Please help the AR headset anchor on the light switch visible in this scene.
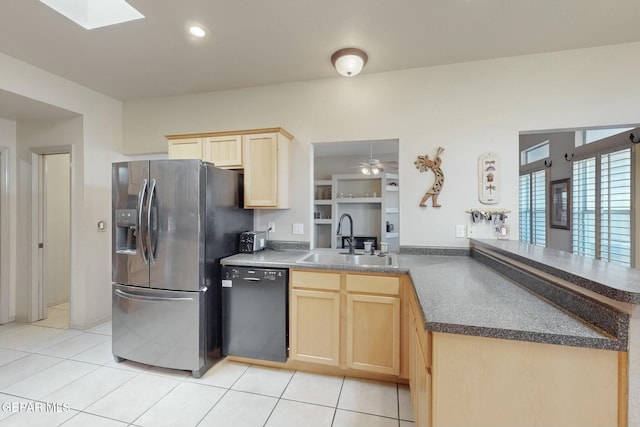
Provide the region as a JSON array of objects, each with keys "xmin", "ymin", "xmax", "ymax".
[
  {"xmin": 292, "ymin": 223, "xmax": 304, "ymax": 235},
  {"xmin": 455, "ymin": 225, "xmax": 466, "ymax": 238}
]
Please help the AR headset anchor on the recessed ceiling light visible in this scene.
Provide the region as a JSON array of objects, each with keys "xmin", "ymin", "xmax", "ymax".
[
  {"xmin": 39, "ymin": 0, "xmax": 144, "ymax": 30},
  {"xmin": 189, "ymin": 25, "xmax": 206, "ymax": 38}
]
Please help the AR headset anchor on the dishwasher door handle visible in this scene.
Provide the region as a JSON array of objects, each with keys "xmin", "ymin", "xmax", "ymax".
[{"xmin": 242, "ymin": 277, "xmax": 261, "ymax": 282}]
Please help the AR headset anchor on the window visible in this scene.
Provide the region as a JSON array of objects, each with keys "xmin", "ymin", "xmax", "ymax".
[
  {"xmin": 580, "ymin": 127, "xmax": 634, "ymax": 146},
  {"xmin": 519, "ymin": 170, "xmax": 546, "ymax": 246},
  {"xmin": 572, "ymin": 148, "xmax": 632, "ymax": 266},
  {"xmin": 521, "ymin": 140, "xmax": 549, "ymax": 165}
]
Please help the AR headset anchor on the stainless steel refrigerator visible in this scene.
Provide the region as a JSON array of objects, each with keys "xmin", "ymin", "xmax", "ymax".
[{"xmin": 111, "ymin": 159, "xmax": 253, "ymax": 377}]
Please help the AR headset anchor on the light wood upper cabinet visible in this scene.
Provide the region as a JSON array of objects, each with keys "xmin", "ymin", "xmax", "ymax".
[
  {"xmin": 243, "ymin": 131, "xmax": 291, "ymax": 208},
  {"xmin": 167, "ymin": 137, "xmax": 202, "ymax": 159},
  {"xmin": 166, "ymin": 128, "xmax": 292, "ymax": 208},
  {"xmin": 202, "ymin": 135, "xmax": 243, "ymax": 168}
]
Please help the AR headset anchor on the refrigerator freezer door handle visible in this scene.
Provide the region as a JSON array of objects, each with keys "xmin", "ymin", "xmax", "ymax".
[
  {"xmin": 138, "ymin": 179, "xmax": 149, "ymax": 264},
  {"xmin": 147, "ymin": 178, "xmax": 158, "ymax": 264},
  {"xmin": 114, "ymin": 288, "xmax": 194, "ymax": 302}
]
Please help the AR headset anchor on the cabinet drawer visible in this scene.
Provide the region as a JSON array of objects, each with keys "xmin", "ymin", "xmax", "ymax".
[
  {"xmin": 346, "ymin": 274, "xmax": 399, "ymax": 295},
  {"xmin": 291, "ymin": 270, "xmax": 340, "ymax": 291}
]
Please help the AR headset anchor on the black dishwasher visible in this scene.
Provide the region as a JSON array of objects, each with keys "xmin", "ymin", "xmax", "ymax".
[{"xmin": 221, "ymin": 266, "xmax": 288, "ymax": 362}]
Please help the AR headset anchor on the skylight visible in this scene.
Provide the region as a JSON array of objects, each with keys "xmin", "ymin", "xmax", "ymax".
[{"xmin": 39, "ymin": 0, "xmax": 144, "ymax": 30}]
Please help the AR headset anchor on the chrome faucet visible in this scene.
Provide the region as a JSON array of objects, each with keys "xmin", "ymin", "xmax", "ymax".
[{"xmin": 337, "ymin": 213, "xmax": 355, "ymax": 255}]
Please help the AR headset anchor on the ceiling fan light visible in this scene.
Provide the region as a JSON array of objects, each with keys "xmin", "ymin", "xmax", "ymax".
[
  {"xmin": 361, "ymin": 166, "xmax": 371, "ymax": 175},
  {"xmin": 331, "ymin": 48, "xmax": 368, "ymax": 77},
  {"xmin": 371, "ymin": 167, "xmax": 380, "ymax": 175}
]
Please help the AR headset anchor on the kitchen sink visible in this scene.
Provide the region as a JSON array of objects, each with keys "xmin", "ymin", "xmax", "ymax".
[{"xmin": 296, "ymin": 252, "xmax": 398, "ymax": 268}]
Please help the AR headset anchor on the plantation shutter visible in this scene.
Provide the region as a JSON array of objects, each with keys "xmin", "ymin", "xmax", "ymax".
[
  {"xmin": 600, "ymin": 148, "xmax": 632, "ymax": 266},
  {"xmin": 519, "ymin": 170, "xmax": 546, "ymax": 246},
  {"xmin": 572, "ymin": 148, "xmax": 632, "ymax": 266}
]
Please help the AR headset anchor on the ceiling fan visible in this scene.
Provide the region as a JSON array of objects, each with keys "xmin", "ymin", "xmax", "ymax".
[{"xmin": 358, "ymin": 144, "xmax": 397, "ymax": 175}]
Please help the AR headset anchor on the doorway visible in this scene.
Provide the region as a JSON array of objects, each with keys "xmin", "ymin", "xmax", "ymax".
[
  {"xmin": 32, "ymin": 151, "xmax": 71, "ymax": 328},
  {"xmin": 0, "ymin": 147, "xmax": 8, "ymax": 324}
]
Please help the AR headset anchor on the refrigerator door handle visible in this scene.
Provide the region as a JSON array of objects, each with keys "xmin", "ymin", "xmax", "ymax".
[
  {"xmin": 138, "ymin": 178, "xmax": 149, "ymax": 264},
  {"xmin": 147, "ymin": 178, "xmax": 158, "ymax": 264},
  {"xmin": 114, "ymin": 288, "xmax": 194, "ymax": 302}
]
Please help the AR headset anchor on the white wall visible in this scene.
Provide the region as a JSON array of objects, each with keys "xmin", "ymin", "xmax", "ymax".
[
  {"xmin": 123, "ymin": 42, "xmax": 640, "ymax": 248},
  {"xmin": 0, "ymin": 52, "xmax": 122, "ymax": 329}
]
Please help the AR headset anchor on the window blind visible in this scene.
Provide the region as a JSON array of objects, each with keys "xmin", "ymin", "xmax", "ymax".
[
  {"xmin": 600, "ymin": 148, "xmax": 631, "ymax": 266},
  {"xmin": 572, "ymin": 148, "xmax": 632, "ymax": 266},
  {"xmin": 572, "ymin": 157, "xmax": 596, "ymax": 258}
]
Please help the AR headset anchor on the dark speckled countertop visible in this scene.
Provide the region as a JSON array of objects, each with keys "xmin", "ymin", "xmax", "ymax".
[
  {"xmin": 221, "ymin": 248, "xmax": 625, "ymax": 351},
  {"xmin": 472, "ymin": 239, "xmax": 640, "ymax": 304}
]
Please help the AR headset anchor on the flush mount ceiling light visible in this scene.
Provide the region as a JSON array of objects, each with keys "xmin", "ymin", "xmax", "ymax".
[
  {"xmin": 189, "ymin": 25, "xmax": 206, "ymax": 38},
  {"xmin": 331, "ymin": 48, "xmax": 368, "ymax": 77},
  {"xmin": 39, "ymin": 0, "xmax": 144, "ymax": 30}
]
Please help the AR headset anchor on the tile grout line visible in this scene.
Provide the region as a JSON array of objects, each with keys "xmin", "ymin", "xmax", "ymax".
[
  {"xmin": 129, "ymin": 374, "xmax": 183, "ymax": 426},
  {"xmin": 261, "ymin": 367, "xmax": 297, "ymax": 427},
  {"xmin": 330, "ymin": 376, "xmax": 346, "ymax": 427},
  {"xmin": 194, "ymin": 361, "xmax": 252, "ymax": 426},
  {"xmin": 397, "ymin": 383, "xmax": 401, "ymax": 427}
]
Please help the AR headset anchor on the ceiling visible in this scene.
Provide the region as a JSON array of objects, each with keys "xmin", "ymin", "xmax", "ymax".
[{"xmin": 2, "ymin": 0, "xmax": 640, "ymax": 103}]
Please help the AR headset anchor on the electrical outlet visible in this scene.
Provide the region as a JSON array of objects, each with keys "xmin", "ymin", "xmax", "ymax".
[
  {"xmin": 466, "ymin": 225, "xmax": 477, "ymax": 238},
  {"xmin": 267, "ymin": 222, "xmax": 275, "ymax": 233},
  {"xmin": 455, "ymin": 225, "xmax": 466, "ymax": 238},
  {"xmin": 292, "ymin": 223, "xmax": 304, "ymax": 235}
]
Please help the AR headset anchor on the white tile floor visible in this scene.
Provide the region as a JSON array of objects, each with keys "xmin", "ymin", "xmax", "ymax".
[
  {"xmin": 34, "ymin": 303, "xmax": 70, "ymax": 330},
  {"xmin": 0, "ymin": 321, "xmax": 415, "ymax": 426}
]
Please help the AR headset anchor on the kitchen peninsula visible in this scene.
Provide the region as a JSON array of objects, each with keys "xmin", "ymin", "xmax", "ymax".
[{"xmin": 222, "ymin": 239, "xmax": 640, "ymax": 426}]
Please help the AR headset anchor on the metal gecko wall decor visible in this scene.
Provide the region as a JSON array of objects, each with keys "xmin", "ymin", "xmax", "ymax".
[{"xmin": 415, "ymin": 147, "xmax": 445, "ymax": 207}]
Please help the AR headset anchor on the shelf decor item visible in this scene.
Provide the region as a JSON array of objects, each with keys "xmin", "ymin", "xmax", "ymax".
[
  {"xmin": 478, "ymin": 152, "xmax": 500, "ymax": 205},
  {"xmin": 415, "ymin": 147, "xmax": 445, "ymax": 207},
  {"xmin": 550, "ymin": 178, "xmax": 570, "ymax": 230}
]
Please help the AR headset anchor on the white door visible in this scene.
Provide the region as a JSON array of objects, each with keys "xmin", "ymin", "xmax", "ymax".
[{"xmin": 40, "ymin": 153, "xmax": 71, "ymax": 323}]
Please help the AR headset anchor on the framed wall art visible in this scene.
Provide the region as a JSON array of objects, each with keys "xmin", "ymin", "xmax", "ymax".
[{"xmin": 550, "ymin": 178, "xmax": 570, "ymax": 230}]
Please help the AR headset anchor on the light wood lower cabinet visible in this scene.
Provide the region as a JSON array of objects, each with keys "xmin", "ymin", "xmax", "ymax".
[
  {"xmin": 346, "ymin": 293, "xmax": 400, "ymax": 375},
  {"xmin": 407, "ymin": 288, "xmax": 626, "ymax": 427},
  {"xmin": 290, "ymin": 269, "xmax": 402, "ymax": 376},
  {"xmin": 289, "ymin": 288, "xmax": 340, "ymax": 366}
]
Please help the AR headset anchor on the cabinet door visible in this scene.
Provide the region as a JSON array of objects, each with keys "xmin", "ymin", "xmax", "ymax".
[
  {"xmin": 243, "ymin": 132, "xmax": 290, "ymax": 208},
  {"xmin": 167, "ymin": 138, "xmax": 203, "ymax": 159},
  {"xmin": 409, "ymin": 301, "xmax": 431, "ymax": 427},
  {"xmin": 202, "ymin": 135, "xmax": 243, "ymax": 168},
  {"xmin": 346, "ymin": 293, "xmax": 400, "ymax": 375},
  {"xmin": 243, "ymin": 133, "xmax": 279, "ymax": 207},
  {"xmin": 289, "ymin": 289, "xmax": 340, "ymax": 366},
  {"xmin": 415, "ymin": 331, "xmax": 431, "ymax": 427}
]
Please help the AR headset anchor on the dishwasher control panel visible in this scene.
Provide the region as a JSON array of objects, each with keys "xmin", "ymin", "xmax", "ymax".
[{"xmin": 221, "ymin": 266, "xmax": 287, "ymax": 285}]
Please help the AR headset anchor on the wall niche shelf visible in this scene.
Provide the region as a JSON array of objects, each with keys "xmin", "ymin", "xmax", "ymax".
[{"xmin": 313, "ymin": 173, "xmax": 399, "ymax": 251}]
